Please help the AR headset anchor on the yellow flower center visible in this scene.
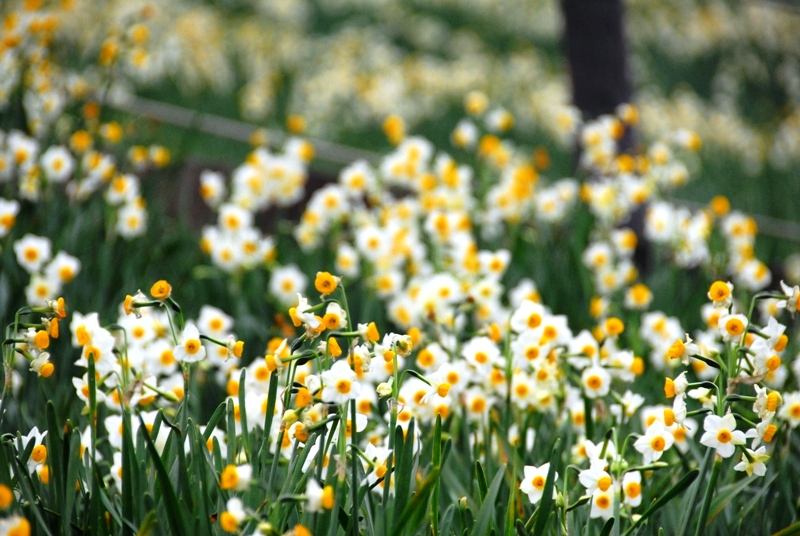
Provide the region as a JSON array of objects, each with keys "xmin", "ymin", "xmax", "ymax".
[
  {"xmin": 716, "ymin": 429, "xmax": 732, "ymax": 444},
  {"xmin": 31, "ymin": 445, "xmax": 47, "ymax": 464},
  {"xmin": 586, "ymin": 374, "xmax": 603, "ymax": 390},
  {"xmin": 595, "ymin": 494, "xmax": 611, "ymax": 510},
  {"xmin": 336, "ymin": 379, "xmax": 352, "ymax": 395},
  {"xmin": 725, "ymin": 318, "xmax": 745, "ymax": 336},
  {"xmin": 650, "ymin": 436, "xmax": 666, "ymax": 452},
  {"xmin": 625, "ymin": 482, "xmax": 641, "ymax": 499},
  {"xmin": 185, "ymin": 339, "xmax": 201, "ymax": 355}
]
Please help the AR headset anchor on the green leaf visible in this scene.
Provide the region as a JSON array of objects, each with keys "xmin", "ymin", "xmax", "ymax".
[
  {"xmin": 599, "ymin": 517, "xmax": 615, "ymax": 536},
  {"xmin": 45, "ymin": 402, "xmax": 64, "ymax": 514},
  {"xmin": 121, "ymin": 410, "xmax": 137, "ymax": 536},
  {"xmin": 471, "ymin": 464, "xmax": 506, "ymax": 536},
  {"xmin": 237, "ymin": 368, "xmax": 250, "ymax": 462},
  {"xmin": 225, "ymin": 397, "xmax": 236, "ymax": 467},
  {"xmin": 532, "ymin": 439, "xmax": 561, "ymax": 536},
  {"xmin": 390, "ymin": 467, "xmax": 441, "ymax": 536},
  {"xmin": 708, "ymin": 474, "xmax": 759, "ymax": 523},
  {"xmin": 188, "ymin": 422, "xmax": 213, "ymax": 536},
  {"xmin": 64, "ymin": 431, "xmax": 82, "ymax": 536},
  {"xmin": 136, "ymin": 511, "xmax": 158, "ymax": 536},
  {"xmin": 566, "ymin": 495, "xmax": 591, "ymax": 512},
  {"xmin": 393, "ymin": 418, "xmax": 417, "ymax": 526},
  {"xmin": 773, "ymin": 520, "xmax": 800, "ymax": 536},
  {"xmin": 729, "ymin": 472, "xmax": 778, "ymax": 529},
  {"xmin": 138, "ymin": 414, "xmax": 189, "ymax": 535},
  {"xmin": 475, "ymin": 460, "xmax": 489, "ymax": 502},
  {"xmin": 9, "ymin": 446, "xmax": 54, "ymax": 536},
  {"xmin": 624, "ymin": 469, "xmax": 699, "ymax": 536},
  {"xmin": 202, "ymin": 402, "xmax": 227, "ymax": 442},
  {"xmin": 677, "ymin": 448, "xmax": 712, "ymax": 536},
  {"xmin": 432, "ymin": 414, "xmax": 443, "ymax": 536}
]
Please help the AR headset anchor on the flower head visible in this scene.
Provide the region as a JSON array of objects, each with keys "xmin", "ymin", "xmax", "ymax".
[
  {"xmin": 520, "ymin": 463, "xmax": 557, "ymax": 504},
  {"xmin": 321, "ymin": 360, "xmax": 361, "ymax": 405},
  {"xmin": 174, "ymin": 324, "xmax": 206, "ymax": 363},
  {"xmin": 150, "ymin": 280, "xmax": 172, "ymax": 301},
  {"xmin": 734, "ymin": 446, "xmax": 769, "ymax": 477},
  {"xmin": 699, "ymin": 413, "xmax": 746, "ymax": 458}
]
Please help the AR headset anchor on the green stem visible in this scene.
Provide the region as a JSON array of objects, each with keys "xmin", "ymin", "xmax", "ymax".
[{"xmin": 694, "ymin": 457, "xmax": 722, "ymax": 536}]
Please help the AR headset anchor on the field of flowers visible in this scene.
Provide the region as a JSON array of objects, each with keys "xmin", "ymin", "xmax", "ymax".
[{"xmin": 2, "ymin": 1, "xmax": 800, "ymax": 535}]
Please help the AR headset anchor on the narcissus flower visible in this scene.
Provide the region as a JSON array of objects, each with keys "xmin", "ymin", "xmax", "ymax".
[
  {"xmin": 150, "ymin": 280, "xmax": 172, "ymax": 300},
  {"xmin": 734, "ymin": 446, "xmax": 769, "ymax": 477},
  {"xmin": 700, "ymin": 413, "xmax": 746, "ymax": 458},
  {"xmin": 520, "ymin": 463, "xmax": 557, "ymax": 504},
  {"xmin": 718, "ymin": 314, "xmax": 747, "ymax": 342},
  {"xmin": 315, "ymin": 271, "xmax": 340, "ymax": 295},
  {"xmin": 666, "ymin": 335, "xmax": 700, "ymax": 365},
  {"xmin": 0, "ymin": 516, "xmax": 31, "ymax": 536},
  {"xmin": 320, "ymin": 360, "xmax": 361, "ymax": 404},
  {"xmin": 305, "ymin": 478, "xmax": 335, "ymax": 512},
  {"xmin": 707, "ymin": 281, "xmax": 733, "ymax": 308},
  {"xmin": 590, "ymin": 487, "xmax": 614, "ymax": 520},
  {"xmin": 174, "ymin": 324, "xmax": 206, "ymax": 363},
  {"xmin": 219, "ymin": 464, "xmax": 252, "ymax": 491},
  {"xmin": 30, "ymin": 352, "xmax": 54, "ymax": 378},
  {"xmin": 634, "ymin": 419, "xmax": 674, "ymax": 464},
  {"xmin": 14, "ymin": 234, "xmax": 52, "ymax": 273},
  {"xmin": 622, "ymin": 471, "xmax": 642, "ymax": 507},
  {"xmin": 219, "ymin": 497, "xmax": 246, "ymax": 532},
  {"xmin": 582, "ymin": 365, "xmax": 611, "ymax": 399},
  {"xmin": 777, "ymin": 281, "xmax": 800, "ymax": 316}
]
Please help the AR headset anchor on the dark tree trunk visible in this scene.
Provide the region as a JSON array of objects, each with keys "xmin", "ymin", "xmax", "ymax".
[{"xmin": 561, "ymin": 0, "xmax": 633, "ymax": 120}]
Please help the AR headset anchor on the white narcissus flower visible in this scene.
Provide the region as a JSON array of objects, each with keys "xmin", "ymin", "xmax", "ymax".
[
  {"xmin": 718, "ymin": 314, "xmax": 748, "ymax": 342},
  {"xmin": 174, "ymin": 323, "xmax": 206, "ymax": 363},
  {"xmin": 510, "ymin": 300, "xmax": 548, "ymax": 333},
  {"xmin": 666, "ymin": 335, "xmax": 700, "ymax": 365},
  {"xmin": 21, "ymin": 426, "xmax": 48, "ymax": 474},
  {"xmin": 734, "ymin": 446, "xmax": 769, "ymax": 477},
  {"xmin": 520, "ymin": 463, "xmax": 557, "ymax": 505},
  {"xmin": 305, "ymin": 477, "xmax": 334, "ymax": 512},
  {"xmin": 778, "ymin": 391, "xmax": 800, "ymax": 428},
  {"xmin": 220, "ymin": 497, "xmax": 247, "ymax": 532},
  {"xmin": 219, "ymin": 464, "xmax": 252, "ymax": 491},
  {"xmin": 582, "ymin": 365, "xmax": 611, "ymax": 399},
  {"xmin": 578, "ymin": 459, "xmax": 612, "ymax": 495},
  {"xmin": 14, "ymin": 234, "xmax": 52, "ymax": 273},
  {"xmin": 590, "ymin": 487, "xmax": 614, "ymax": 520},
  {"xmin": 699, "ymin": 413, "xmax": 746, "ymax": 458},
  {"xmin": 622, "ymin": 471, "xmax": 642, "ymax": 507},
  {"xmin": 320, "ymin": 360, "xmax": 361, "ymax": 405},
  {"xmin": 634, "ymin": 419, "xmax": 674, "ymax": 464},
  {"xmin": 777, "ymin": 280, "xmax": 800, "ymax": 316}
]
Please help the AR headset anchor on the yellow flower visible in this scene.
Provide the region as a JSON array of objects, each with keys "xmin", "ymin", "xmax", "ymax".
[
  {"xmin": 0, "ymin": 483, "xmax": 13, "ymax": 509},
  {"xmin": 314, "ymin": 271, "xmax": 340, "ymax": 295},
  {"xmin": 150, "ymin": 280, "xmax": 172, "ymax": 300}
]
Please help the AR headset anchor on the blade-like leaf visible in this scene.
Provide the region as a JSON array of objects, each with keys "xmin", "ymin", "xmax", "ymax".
[
  {"xmin": 390, "ymin": 467, "xmax": 441, "ymax": 536},
  {"xmin": 471, "ymin": 464, "xmax": 506, "ymax": 536},
  {"xmin": 625, "ymin": 469, "xmax": 699, "ymax": 536},
  {"xmin": 599, "ymin": 517, "xmax": 615, "ymax": 536},
  {"xmin": 138, "ymin": 415, "xmax": 188, "ymax": 535}
]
